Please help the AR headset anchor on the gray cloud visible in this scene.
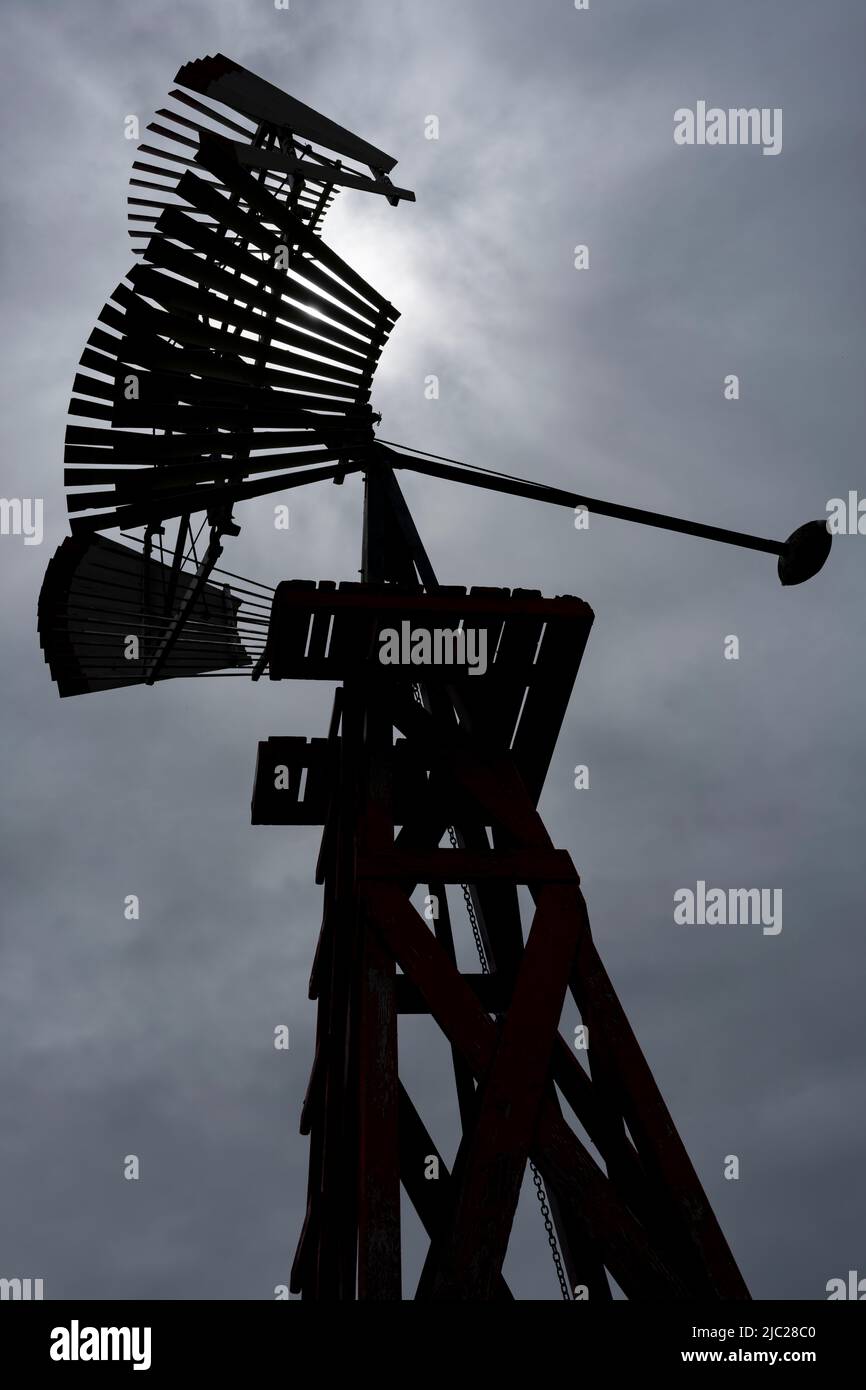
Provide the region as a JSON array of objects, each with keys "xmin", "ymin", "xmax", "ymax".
[{"xmin": 1, "ymin": 0, "xmax": 864, "ymax": 1300}]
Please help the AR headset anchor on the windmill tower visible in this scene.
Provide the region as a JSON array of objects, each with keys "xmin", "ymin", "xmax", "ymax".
[{"xmin": 39, "ymin": 54, "xmax": 832, "ymax": 1300}]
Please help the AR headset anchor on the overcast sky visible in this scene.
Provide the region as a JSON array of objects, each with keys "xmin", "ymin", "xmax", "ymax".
[{"xmin": 1, "ymin": 0, "xmax": 864, "ymax": 1301}]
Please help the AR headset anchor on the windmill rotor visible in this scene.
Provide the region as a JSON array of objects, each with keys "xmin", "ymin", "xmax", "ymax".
[{"xmin": 48, "ymin": 55, "xmax": 410, "ymax": 697}]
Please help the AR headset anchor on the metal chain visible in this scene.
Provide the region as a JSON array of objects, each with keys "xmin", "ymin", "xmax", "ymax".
[
  {"xmin": 530, "ymin": 1164, "xmax": 572, "ymax": 1300},
  {"xmin": 446, "ymin": 825, "xmax": 489, "ymax": 975},
  {"xmin": 414, "ymin": 685, "xmax": 571, "ymax": 1299},
  {"xmin": 413, "ymin": 684, "xmax": 491, "ymax": 974}
]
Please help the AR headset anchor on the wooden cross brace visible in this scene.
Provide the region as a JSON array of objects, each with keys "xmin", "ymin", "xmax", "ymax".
[{"xmin": 339, "ymin": 684, "xmax": 751, "ymax": 1301}]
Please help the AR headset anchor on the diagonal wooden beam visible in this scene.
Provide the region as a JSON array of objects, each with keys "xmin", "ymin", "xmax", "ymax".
[
  {"xmin": 385, "ymin": 688, "xmax": 553, "ymax": 847},
  {"xmin": 378, "ymin": 684, "xmax": 749, "ymax": 1297},
  {"xmin": 362, "ymin": 881, "xmax": 693, "ymax": 1298},
  {"xmin": 426, "ymin": 882, "xmax": 478, "ymax": 1130},
  {"xmin": 565, "ymin": 897, "xmax": 749, "ymax": 1297},
  {"xmin": 397, "ymin": 1084, "xmax": 513, "ymax": 1300},
  {"xmin": 415, "ymin": 883, "xmax": 581, "ymax": 1299}
]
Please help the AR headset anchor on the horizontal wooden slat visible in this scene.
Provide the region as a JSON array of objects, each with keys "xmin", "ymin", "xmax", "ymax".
[{"xmin": 358, "ymin": 849, "xmax": 579, "ymax": 884}]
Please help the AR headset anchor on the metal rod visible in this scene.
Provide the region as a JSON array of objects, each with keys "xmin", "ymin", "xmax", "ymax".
[
  {"xmin": 143, "ymin": 527, "xmax": 224, "ymax": 684},
  {"xmin": 379, "ymin": 445, "xmax": 784, "ymax": 558}
]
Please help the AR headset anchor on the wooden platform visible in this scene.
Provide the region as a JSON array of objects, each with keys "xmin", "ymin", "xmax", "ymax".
[{"xmin": 262, "ymin": 581, "xmax": 594, "ymax": 804}]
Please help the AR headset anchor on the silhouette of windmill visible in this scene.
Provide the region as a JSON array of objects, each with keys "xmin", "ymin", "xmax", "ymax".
[{"xmin": 38, "ymin": 55, "xmax": 831, "ymax": 1300}]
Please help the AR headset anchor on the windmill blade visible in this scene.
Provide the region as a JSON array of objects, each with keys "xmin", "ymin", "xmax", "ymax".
[
  {"xmin": 37, "ymin": 534, "xmax": 267, "ymax": 697},
  {"xmin": 127, "ymin": 53, "xmax": 413, "ymax": 256},
  {"xmin": 129, "ymin": 106, "xmax": 342, "ymax": 251},
  {"xmin": 175, "ymin": 52, "xmax": 400, "ymax": 174},
  {"xmin": 379, "ymin": 443, "xmax": 833, "ymax": 587},
  {"xmin": 66, "ymin": 120, "xmax": 400, "ymax": 534}
]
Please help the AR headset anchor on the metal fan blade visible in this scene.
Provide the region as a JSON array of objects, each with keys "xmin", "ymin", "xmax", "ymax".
[
  {"xmin": 174, "ymin": 53, "xmax": 399, "ymax": 173},
  {"xmin": 66, "ymin": 146, "xmax": 397, "ymax": 531},
  {"xmin": 37, "ymin": 535, "xmax": 256, "ymax": 696}
]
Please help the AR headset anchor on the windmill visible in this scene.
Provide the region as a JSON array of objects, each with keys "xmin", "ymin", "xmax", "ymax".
[{"xmin": 38, "ymin": 54, "xmax": 832, "ymax": 1300}]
